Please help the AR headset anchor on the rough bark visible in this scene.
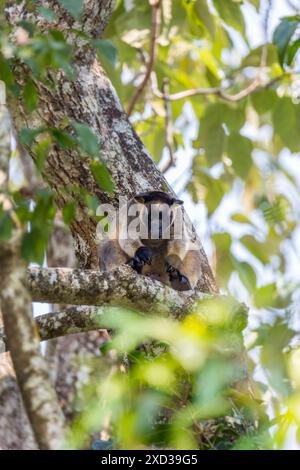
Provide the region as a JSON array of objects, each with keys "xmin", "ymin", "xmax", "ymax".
[
  {"xmin": 0, "ymin": 95, "xmax": 65, "ymax": 450},
  {"xmin": 0, "ymin": 317, "xmax": 37, "ymax": 450},
  {"xmin": 46, "ymin": 220, "xmax": 108, "ymax": 421},
  {"xmin": 1, "ymin": 307, "xmax": 114, "ymax": 351},
  {"xmin": 0, "ymin": 91, "xmax": 37, "ymax": 450},
  {"xmin": 27, "ymin": 265, "xmax": 202, "ymax": 316},
  {"xmin": 4, "ymin": 0, "xmax": 217, "ymax": 295},
  {"xmin": 0, "ymin": 240, "xmax": 66, "ymax": 449}
]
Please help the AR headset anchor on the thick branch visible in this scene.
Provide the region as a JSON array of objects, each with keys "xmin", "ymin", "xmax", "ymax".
[
  {"xmin": 1, "ymin": 278, "xmax": 247, "ymax": 353},
  {"xmin": 0, "ymin": 306, "xmax": 107, "ymax": 352},
  {"xmin": 27, "ymin": 265, "xmax": 200, "ymax": 317}
]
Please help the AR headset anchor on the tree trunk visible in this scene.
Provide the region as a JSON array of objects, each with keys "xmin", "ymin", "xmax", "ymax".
[
  {"xmin": 5, "ymin": 0, "xmax": 216, "ymax": 294},
  {"xmin": 0, "ymin": 314, "xmax": 37, "ymax": 449},
  {"xmin": 0, "ymin": 83, "xmax": 65, "ymax": 450},
  {"xmin": 46, "ymin": 220, "xmax": 108, "ymax": 422}
]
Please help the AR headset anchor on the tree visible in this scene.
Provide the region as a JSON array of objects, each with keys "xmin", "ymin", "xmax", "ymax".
[{"xmin": 0, "ymin": 0, "xmax": 300, "ymax": 450}]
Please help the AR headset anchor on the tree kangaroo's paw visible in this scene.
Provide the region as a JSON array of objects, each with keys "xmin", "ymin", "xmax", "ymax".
[
  {"xmin": 127, "ymin": 246, "xmax": 152, "ymax": 272},
  {"xmin": 165, "ymin": 261, "xmax": 192, "ymax": 290}
]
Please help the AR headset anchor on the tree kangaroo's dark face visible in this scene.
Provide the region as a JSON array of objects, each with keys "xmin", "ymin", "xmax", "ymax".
[{"xmin": 133, "ymin": 191, "xmax": 184, "ymax": 243}]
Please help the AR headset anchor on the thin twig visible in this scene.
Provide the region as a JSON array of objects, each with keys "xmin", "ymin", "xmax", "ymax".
[
  {"xmin": 161, "ymin": 78, "xmax": 176, "ymax": 173},
  {"xmin": 263, "ymin": 0, "xmax": 272, "ymax": 44},
  {"xmin": 286, "ymin": 0, "xmax": 300, "ymax": 13},
  {"xmin": 127, "ymin": 0, "xmax": 161, "ymax": 116},
  {"xmin": 151, "ymin": 73, "xmax": 292, "ymax": 102}
]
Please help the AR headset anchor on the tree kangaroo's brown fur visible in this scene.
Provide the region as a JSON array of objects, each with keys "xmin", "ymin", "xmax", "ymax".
[{"xmin": 98, "ymin": 191, "xmax": 202, "ymax": 291}]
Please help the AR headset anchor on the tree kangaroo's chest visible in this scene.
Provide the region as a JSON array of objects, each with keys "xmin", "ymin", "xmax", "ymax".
[{"xmin": 140, "ymin": 241, "xmax": 170, "ymax": 284}]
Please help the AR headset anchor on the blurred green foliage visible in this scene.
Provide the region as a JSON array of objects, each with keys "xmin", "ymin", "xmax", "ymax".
[
  {"xmin": 1, "ymin": 0, "xmax": 300, "ymax": 449},
  {"xmin": 67, "ymin": 298, "xmax": 270, "ymax": 450}
]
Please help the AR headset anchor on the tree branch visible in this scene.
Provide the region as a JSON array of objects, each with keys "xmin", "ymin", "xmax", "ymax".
[
  {"xmin": 27, "ymin": 265, "xmax": 200, "ymax": 317},
  {"xmin": 286, "ymin": 0, "xmax": 300, "ymax": 13},
  {"xmin": 151, "ymin": 73, "xmax": 291, "ymax": 103},
  {"xmin": 0, "ymin": 269, "xmax": 248, "ymax": 352},
  {"xmin": 0, "ymin": 306, "xmax": 108, "ymax": 353},
  {"xmin": 127, "ymin": 0, "xmax": 161, "ymax": 116},
  {"xmin": 160, "ymin": 78, "xmax": 176, "ymax": 174}
]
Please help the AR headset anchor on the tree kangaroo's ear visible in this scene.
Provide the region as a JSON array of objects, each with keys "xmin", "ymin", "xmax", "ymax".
[
  {"xmin": 172, "ymin": 198, "xmax": 184, "ymax": 206},
  {"xmin": 133, "ymin": 194, "xmax": 146, "ymax": 204}
]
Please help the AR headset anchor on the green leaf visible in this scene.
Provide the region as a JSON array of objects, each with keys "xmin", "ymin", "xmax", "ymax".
[
  {"xmin": 84, "ymin": 193, "xmax": 101, "ymax": 214},
  {"xmin": 37, "ymin": 6, "xmax": 57, "ymax": 21},
  {"xmin": 12, "ymin": 193, "xmax": 31, "ymax": 224},
  {"xmin": 23, "ymin": 79, "xmax": 38, "ymax": 113},
  {"xmin": 212, "ymin": 234, "xmax": 234, "ymax": 285},
  {"xmin": 212, "ymin": 232, "xmax": 232, "ymax": 250},
  {"xmin": 189, "ymin": 162, "xmax": 226, "ymax": 214},
  {"xmin": 20, "ymin": 191, "xmax": 55, "ymax": 263},
  {"xmin": 260, "ymin": 196, "xmax": 289, "ymax": 226},
  {"xmin": 255, "ymin": 319, "xmax": 295, "ymax": 396},
  {"xmin": 18, "ymin": 21, "xmax": 36, "ymax": 37},
  {"xmin": 194, "ymin": 0, "xmax": 215, "ymax": 38},
  {"xmin": 94, "ymin": 39, "xmax": 118, "ymax": 68},
  {"xmin": 73, "ymin": 122, "xmax": 100, "ymax": 157},
  {"xmin": 232, "ymin": 257, "xmax": 257, "ymax": 292},
  {"xmin": 286, "ymin": 37, "xmax": 300, "ymax": 66},
  {"xmin": 199, "ymin": 106, "xmax": 226, "ymax": 165},
  {"xmin": 254, "ymin": 283, "xmax": 277, "ymax": 308},
  {"xmin": 219, "ymin": 104, "xmax": 245, "ymax": 131},
  {"xmin": 31, "ymin": 190, "xmax": 55, "ymax": 227},
  {"xmin": 0, "ymin": 55, "xmax": 15, "ymax": 88},
  {"xmin": 22, "ymin": 193, "xmax": 54, "ymax": 262},
  {"xmin": 240, "ymin": 235, "xmax": 270, "ymax": 264},
  {"xmin": 34, "ymin": 138, "xmax": 51, "ymax": 171},
  {"xmin": 21, "ymin": 228, "xmax": 46, "ymax": 264},
  {"xmin": 62, "ymin": 202, "xmax": 76, "ymax": 225},
  {"xmin": 251, "ymin": 89, "xmax": 278, "ymax": 115},
  {"xmin": 231, "ymin": 213, "xmax": 252, "ymax": 224},
  {"xmin": 198, "ymin": 104, "xmax": 245, "ymax": 166},
  {"xmin": 19, "ymin": 127, "xmax": 45, "ymax": 146},
  {"xmin": 227, "ymin": 132, "xmax": 253, "ymax": 179},
  {"xmin": 247, "ymin": 0, "xmax": 260, "ymax": 11},
  {"xmin": 136, "ymin": 118, "xmax": 166, "ymax": 163},
  {"xmin": 212, "ymin": 0, "xmax": 245, "ymax": 34},
  {"xmin": 273, "ymin": 17, "xmax": 299, "ymax": 66},
  {"xmin": 90, "ymin": 161, "xmax": 115, "ymax": 193},
  {"xmin": 51, "ymin": 129, "xmax": 76, "ymax": 149},
  {"xmin": 0, "ymin": 210, "xmax": 13, "ymax": 241},
  {"xmin": 273, "ymin": 97, "xmax": 300, "ymax": 152},
  {"xmin": 242, "ymin": 44, "xmax": 278, "ymax": 68},
  {"xmin": 57, "ymin": 0, "xmax": 84, "ymax": 19}
]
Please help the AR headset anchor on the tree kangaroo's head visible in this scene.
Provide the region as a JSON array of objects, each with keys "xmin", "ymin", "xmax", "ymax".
[{"xmin": 132, "ymin": 191, "xmax": 184, "ymax": 243}]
